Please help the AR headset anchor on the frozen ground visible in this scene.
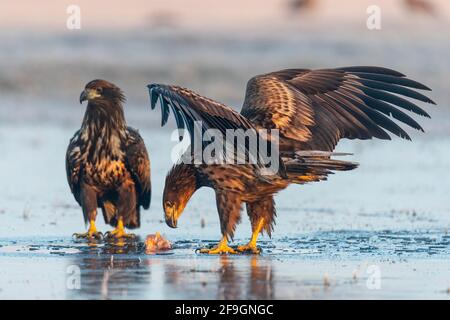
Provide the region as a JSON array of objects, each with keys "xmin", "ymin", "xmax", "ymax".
[{"xmin": 0, "ymin": 125, "xmax": 449, "ymax": 299}]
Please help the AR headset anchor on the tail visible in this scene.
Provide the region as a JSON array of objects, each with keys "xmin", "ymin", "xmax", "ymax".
[
  {"xmin": 101, "ymin": 201, "xmax": 117, "ymax": 226},
  {"xmin": 284, "ymin": 151, "xmax": 358, "ymax": 184},
  {"xmin": 101, "ymin": 200, "xmax": 140, "ymax": 229}
]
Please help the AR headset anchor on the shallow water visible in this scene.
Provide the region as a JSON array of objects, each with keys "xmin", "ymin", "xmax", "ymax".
[
  {"xmin": 0, "ymin": 231, "xmax": 449, "ymax": 299},
  {"xmin": 0, "ymin": 125, "xmax": 449, "ymax": 299}
]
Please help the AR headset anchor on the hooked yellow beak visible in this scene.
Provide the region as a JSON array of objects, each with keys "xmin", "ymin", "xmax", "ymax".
[
  {"xmin": 79, "ymin": 88, "xmax": 101, "ymax": 104},
  {"xmin": 79, "ymin": 90, "xmax": 88, "ymax": 104},
  {"xmin": 164, "ymin": 206, "xmax": 178, "ymax": 228}
]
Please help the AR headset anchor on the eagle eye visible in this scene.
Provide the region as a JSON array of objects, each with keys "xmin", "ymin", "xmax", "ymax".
[{"xmin": 96, "ymin": 87, "xmax": 103, "ymax": 94}]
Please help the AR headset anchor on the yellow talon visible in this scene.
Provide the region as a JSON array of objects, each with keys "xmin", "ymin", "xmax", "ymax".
[
  {"xmin": 73, "ymin": 220, "xmax": 103, "ymax": 240},
  {"xmin": 237, "ymin": 217, "xmax": 264, "ymax": 254},
  {"xmin": 237, "ymin": 243, "xmax": 260, "ymax": 254},
  {"xmin": 199, "ymin": 236, "xmax": 238, "ymax": 254},
  {"xmin": 105, "ymin": 218, "xmax": 135, "ymax": 240}
]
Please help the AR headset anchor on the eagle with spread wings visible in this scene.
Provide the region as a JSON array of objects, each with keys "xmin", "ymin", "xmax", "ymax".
[
  {"xmin": 148, "ymin": 66, "xmax": 434, "ymax": 254},
  {"xmin": 66, "ymin": 80, "xmax": 151, "ymax": 240}
]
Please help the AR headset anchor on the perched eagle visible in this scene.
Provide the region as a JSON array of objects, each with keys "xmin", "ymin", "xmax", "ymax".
[
  {"xmin": 148, "ymin": 66, "xmax": 435, "ymax": 254},
  {"xmin": 66, "ymin": 80, "xmax": 151, "ymax": 240}
]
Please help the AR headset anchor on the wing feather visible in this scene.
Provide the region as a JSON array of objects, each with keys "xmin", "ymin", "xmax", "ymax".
[
  {"xmin": 147, "ymin": 84, "xmax": 285, "ymax": 176},
  {"xmin": 125, "ymin": 128, "xmax": 151, "ymax": 209},
  {"xmin": 66, "ymin": 130, "xmax": 83, "ymax": 205},
  {"xmin": 241, "ymin": 66, "xmax": 434, "ymax": 151}
]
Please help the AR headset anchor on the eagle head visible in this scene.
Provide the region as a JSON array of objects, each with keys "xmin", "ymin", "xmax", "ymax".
[
  {"xmin": 163, "ymin": 164, "xmax": 198, "ymax": 228},
  {"xmin": 79, "ymin": 79, "xmax": 126, "ymax": 104}
]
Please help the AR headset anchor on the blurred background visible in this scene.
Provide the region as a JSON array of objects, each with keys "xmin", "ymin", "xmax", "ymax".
[{"xmin": 1, "ymin": 0, "xmax": 449, "ymax": 127}]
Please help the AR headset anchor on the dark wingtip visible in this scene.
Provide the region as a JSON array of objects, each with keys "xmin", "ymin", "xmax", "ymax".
[
  {"xmin": 424, "ymin": 112, "xmax": 432, "ymax": 119},
  {"xmin": 148, "ymin": 85, "xmax": 159, "ymax": 110},
  {"xmin": 403, "ymin": 133, "xmax": 412, "ymax": 141},
  {"xmin": 421, "ymin": 85, "xmax": 432, "ymax": 91},
  {"xmin": 337, "ymin": 66, "xmax": 406, "ymax": 77},
  {"xmin": 401, "ymin": 78, "xmax": 433, "ymax": 92}
]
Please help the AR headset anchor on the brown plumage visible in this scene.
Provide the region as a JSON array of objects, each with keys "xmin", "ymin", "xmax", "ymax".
[
  {"xmin": 148, "ymin": 66, "xmax": 435, "ymax": 253},
  {"xmin": 67, "ymin": 80, "xmax": 151, "ymax": 240}
]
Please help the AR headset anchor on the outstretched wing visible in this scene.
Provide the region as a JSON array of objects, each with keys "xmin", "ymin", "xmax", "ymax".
[
  {"xmin": 241, "ymin": 66, "xmax": 435, "ymax": 151},
  {"xmin": 125, "ymin": 127, "xmax": 151, "ymax": 209},
  {"xmin": 147, "ymin": 84, "xmax": 283, "ymax": 175},
  {"xmin": 66, "ymin": 130, "xmax": 82, "ymax": 205}
]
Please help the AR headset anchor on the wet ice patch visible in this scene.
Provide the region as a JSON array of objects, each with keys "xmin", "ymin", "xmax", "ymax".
[
  {"xmin": 268, "ymin": 230, "xmax": 450, "ymax": 258},
  {"xmin": 0, "ymin": 229, "xmax": 448, "ymax": 259}
]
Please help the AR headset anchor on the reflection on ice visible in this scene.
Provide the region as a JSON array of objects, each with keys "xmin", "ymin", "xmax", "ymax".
[{"xmin": 67, "ymin": 252, "xmax": 274, "ymax": 300}]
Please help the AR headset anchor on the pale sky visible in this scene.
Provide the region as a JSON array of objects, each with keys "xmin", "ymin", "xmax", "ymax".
[{"xmin": 0, "ymin": 0, "xmax": 448, "ymax": 31}]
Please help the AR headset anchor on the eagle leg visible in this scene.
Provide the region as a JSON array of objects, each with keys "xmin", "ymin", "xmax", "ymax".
[
  {"xmin": 73, "ymin": 219, "xmax": 103, "ymax": 240},
  {"xmin": 198, "ymin": 191, "xmax": 241, "ymax": 254},
  {"xmin": 104, "ymin": 217, "xmax": 136, "ymax": 241},
  {"xmin": 198, "ymin": 236, "xmax": 238, "ymax": 254},
  {"xmin": 237, "ymin": 217, "xmax": 264, "ymax": 254}
]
